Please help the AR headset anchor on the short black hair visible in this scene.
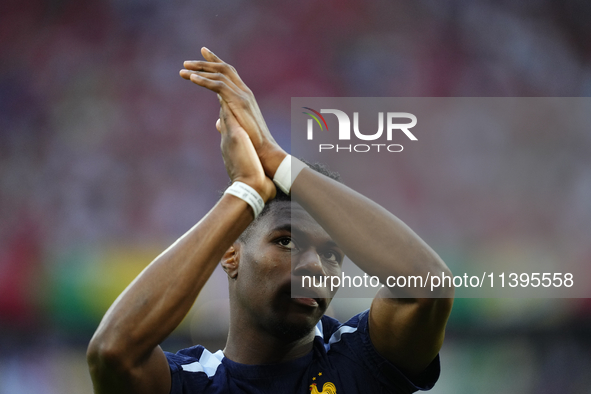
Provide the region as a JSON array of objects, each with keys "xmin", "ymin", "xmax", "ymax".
[{"xmin": 230, "ymin": 158, "xmax": 341, "ymax": 243}]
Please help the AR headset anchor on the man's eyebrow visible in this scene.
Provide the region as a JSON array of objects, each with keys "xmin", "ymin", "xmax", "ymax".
[
  {"xmin": 266, "ymin": 223, "xmax": 291, "ymax": 237},
  {"xmin": 266, "ymin": 224, "xmax": 319, "ymax": 239},
  {"xmin": 324, "ymin": 239, "xmax": 341, "ymax": 249}
]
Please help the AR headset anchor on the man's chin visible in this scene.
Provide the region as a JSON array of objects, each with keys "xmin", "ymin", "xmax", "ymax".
[
  {"xmin": 267, "ymin": 317, "xmax": 317, "ymax": 343},
  {"xmin": 266, "ymin": 306, "xmax": 324, "ymax": 342}
]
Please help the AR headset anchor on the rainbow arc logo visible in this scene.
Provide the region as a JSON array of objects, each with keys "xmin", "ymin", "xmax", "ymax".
[{"xmin": 302, "ymin": 107, "xmax": 329, "ymax": 139}]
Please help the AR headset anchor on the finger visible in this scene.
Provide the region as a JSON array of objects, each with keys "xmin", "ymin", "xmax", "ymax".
[
  {"xmin": 217, "ymin": 100, "xmax": 229, "ymax": 135},
  {"xmin": 179, "ymin": 68, "xmax": 192, "ymax": 80},
  {"xmin": 179, "ymin": 68, "xmax": 209, "ymax": 80},
  {"xmin": 188, "ymin": 72, "xmax": 233, "ymax": 96},
  {"xmin": 183, "ymin": 60, "xmax": 246, "ymax": 89},
  {"xmin": 218, "ymin": 96, "xmax": 240, "ymax": 128},
  {"xmin": 219, "ymin": 98, "xmax": 241, "ymax": 131},
  {"xmin": 182, "ymin": 70, "xmax": 239, "ymax": 88},
  {"xmin": 182, "ymin": 61, "xmax": 219, "ymax": 72},
  {"xmin": 217, "ymin": 101, "xmax": 230, "ymax": 134},
  {"xmin": 180, "ymin": 68, "xmax": 218, "ymax": 80},
  {"xmin": 201, "ymin": 47, "xmax": 224, "ymax": 63},
  {"xmin": 188, "ymin": 72, "xmax": 249, "ymax": 111}
]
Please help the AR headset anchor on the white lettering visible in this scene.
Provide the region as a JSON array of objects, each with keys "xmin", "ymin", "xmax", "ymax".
[
  {"xmin": 353, "ymin": 112, "xmax": 383, "ymax": 140},
  {"xmin": 353, "ymin": 144, "xmax": 370, "ymax": 152},
  {"xmin": 321, "ymin": 109, "xmax": 351, "ymax": 140},
  {"xmin": 307, "ymin": 119, "xmax": 314, "ymax": 140},
  {"xmin": 387, "ymin": 144, "xmax": 403, "ymax": 152},
  {"xmin": 387, "ymin": 112, "xmax": 417, "ymax": 140}
]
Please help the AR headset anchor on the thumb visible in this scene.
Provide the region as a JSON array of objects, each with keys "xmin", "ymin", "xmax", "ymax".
[{"xmin": 219, "ymin": 97, "xmax": 241, "ymax": 132}]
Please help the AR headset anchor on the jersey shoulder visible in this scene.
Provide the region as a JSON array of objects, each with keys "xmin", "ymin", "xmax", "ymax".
[
  {"xmin": 315, "ymin": 310, "xmax": 441, "ymax": 393},
  {"xmin": 165, "ymin": 345, "xmax": 225, "ymax": 393}
]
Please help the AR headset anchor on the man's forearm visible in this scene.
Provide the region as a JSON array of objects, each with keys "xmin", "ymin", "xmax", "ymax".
[
  {"xmin": 180, "ymin": 51, "xmax": 449, "ymax": 289},
  {"xmin": 88, "ymin": 194, "xmax": 254, "ymax": 370},
  {"xmin": 291, "ymin": 167, "xmax": 452, "ymax": 295}
]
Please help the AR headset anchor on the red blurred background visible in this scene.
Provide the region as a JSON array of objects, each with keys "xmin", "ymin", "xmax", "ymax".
[{"xmin": 1, "ymin": 0, "xmax": 591, "ymax": 392}]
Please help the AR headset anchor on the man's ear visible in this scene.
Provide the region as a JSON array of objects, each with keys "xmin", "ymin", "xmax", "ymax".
[{"xmin": 221, "ymin": 242, "xmax": 240, "ymax": 280}]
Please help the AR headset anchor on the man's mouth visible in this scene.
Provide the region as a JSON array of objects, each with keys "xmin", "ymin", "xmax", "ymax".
[
  {"xmin": 287, "ymin": 278, "xmax": 326, "ymax": 308},
  {"xmin": 291, "ymin": 297, "xmax": 320, "ymax": 307}
]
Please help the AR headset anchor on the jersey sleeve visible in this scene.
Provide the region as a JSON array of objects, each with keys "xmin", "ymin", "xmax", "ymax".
[
  {"xmin": 164, "ymin": 346, "xmax": 224, "ymax": 394},
  {"xmin": 330, "ymin": 310, "xmax": 441, "ymax": 392}
]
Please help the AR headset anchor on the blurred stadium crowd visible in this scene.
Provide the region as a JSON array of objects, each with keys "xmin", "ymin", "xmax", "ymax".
[{"xmin": 1, "ymin": 0, "xmax": 591, "ymax": 393}]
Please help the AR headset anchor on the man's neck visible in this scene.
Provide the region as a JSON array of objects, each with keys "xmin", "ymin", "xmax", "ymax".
[{"xmin": 222, "ymin": 316, "xmax": 316, "ymax": 365}]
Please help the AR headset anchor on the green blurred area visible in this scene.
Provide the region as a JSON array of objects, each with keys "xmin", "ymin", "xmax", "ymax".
[{"xmin": 2, "ymin": 0, "xmax": 591, "ymax": 393}]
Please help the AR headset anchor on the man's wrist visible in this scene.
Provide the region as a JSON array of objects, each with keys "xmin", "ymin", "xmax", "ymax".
[
  {"xmin": 260, "ymin": 149, "xmax": 288, "ymax": 179},
  {"xmin": 272, "ymin": 155, "xmax": 308, "ymax": 195},
  {"xmin": 224, "ymin": 181, "xmax": 265, "ymax": 218}
]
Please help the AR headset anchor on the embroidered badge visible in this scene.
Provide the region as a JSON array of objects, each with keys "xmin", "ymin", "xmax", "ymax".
[{"xmin": 309, "ymin": 372, "xmax": 336, "ymax": 394}]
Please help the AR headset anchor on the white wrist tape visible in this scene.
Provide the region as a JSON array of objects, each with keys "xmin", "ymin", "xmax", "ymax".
[
  {"xmin": 273, "ymin": 155, "xmax": 308, "ymax": 195},
  {"xmin": 224, "ymin": 181, "xmax": 265, "ymax": 218}
]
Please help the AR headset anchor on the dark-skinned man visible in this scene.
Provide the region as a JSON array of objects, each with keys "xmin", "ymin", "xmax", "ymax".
[{"xmin": 87, "ymin": 47, "xmax": 454, "ymax": 394}]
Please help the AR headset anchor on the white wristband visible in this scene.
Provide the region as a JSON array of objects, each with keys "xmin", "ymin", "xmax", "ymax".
[
  {"xmin": 273, "ymin": 155, "xmax": 308, "ymax": 195},
  {"xmin": 224, "ymin": 181, "xmax": 265, "ymax": 218}
]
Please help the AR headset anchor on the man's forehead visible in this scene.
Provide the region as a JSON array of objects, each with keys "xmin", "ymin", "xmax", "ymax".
[
  {"xmin": 264, "ymin": 201, "xmax": 313, "ymax": 226},
  {"xmin": 262, "ymin": 201, "xmax": 328, "ymax": 238}
]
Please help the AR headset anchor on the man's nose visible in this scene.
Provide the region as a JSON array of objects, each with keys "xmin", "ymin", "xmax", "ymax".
[{"xmin": 292, "ymin": 249, "xmax": 325, "ymax": 277}]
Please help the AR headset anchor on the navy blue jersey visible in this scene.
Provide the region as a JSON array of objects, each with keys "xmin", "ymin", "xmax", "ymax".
[{"xmin": 165, "ymin": 310, "xmax": 440, "ymax": 393}]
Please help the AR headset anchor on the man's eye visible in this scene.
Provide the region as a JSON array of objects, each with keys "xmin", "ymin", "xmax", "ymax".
[
  {"xmin": 321, "ymin": 251, "xmax": 338, "ymax": 262},
  {"xmin": 278, "ymin": 238, "xmax": 295, "ymax": 249}
]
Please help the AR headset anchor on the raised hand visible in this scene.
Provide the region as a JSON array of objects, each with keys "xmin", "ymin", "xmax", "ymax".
[
  {"xmin": 180, "ymin": 47, "xmax": 288, "ymax": 177},
  {"xmin": 216, "ymin": 97, "xmax": 276, "ymax": 202}
]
